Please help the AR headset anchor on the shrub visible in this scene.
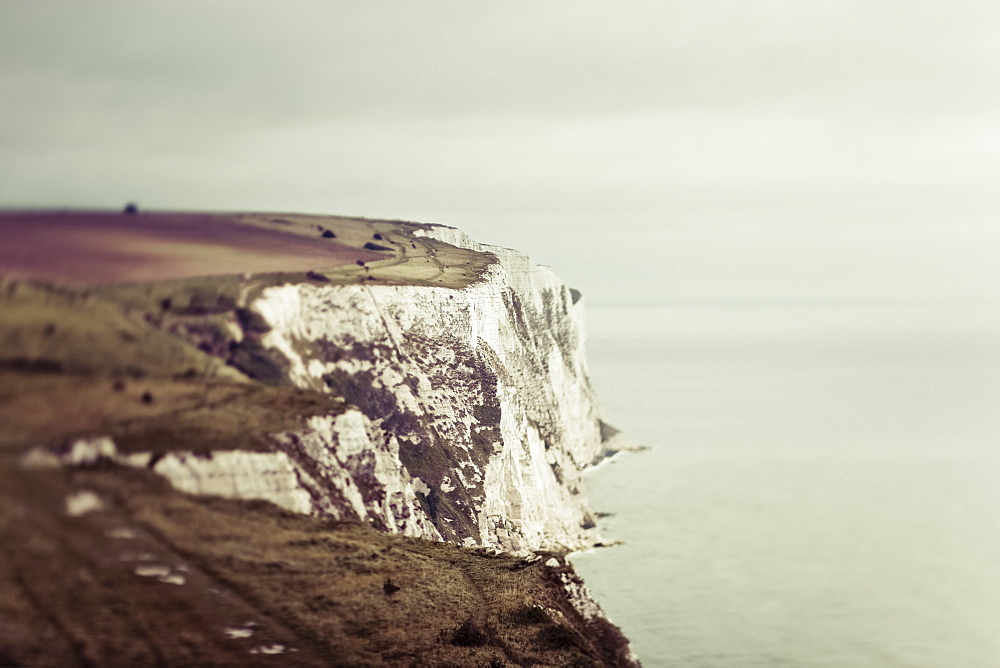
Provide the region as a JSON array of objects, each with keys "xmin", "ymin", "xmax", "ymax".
[
  {"xmin": 450, "ymin": 619, "xmax": 488, "ymax": 647},
  {"xmin": 537, "ymin": 624, "xmax": 581, "ymax": 651}
]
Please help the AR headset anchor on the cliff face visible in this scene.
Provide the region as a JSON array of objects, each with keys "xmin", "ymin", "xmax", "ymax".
[
  {"xmin": 159, "ymin": 223, "xmax": 612, "ymax": 554},
  {"xmin": 3, "ymin": 213, "xmax": 617, "ymax": 553}
]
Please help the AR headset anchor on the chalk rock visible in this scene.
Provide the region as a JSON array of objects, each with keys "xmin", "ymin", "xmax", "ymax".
[
  {"xmin": 150, "ymin": 450, "xmax": 314, "ymax": 515},
  {"xmin": 241, "ymin": 223, "xmax": 612, "ymax": 552}
]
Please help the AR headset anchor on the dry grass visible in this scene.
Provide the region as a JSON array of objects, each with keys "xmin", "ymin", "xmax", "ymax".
[
  {"xmin": 0, "ymin": 277, "xmax": 242, "ymax": 380},
  {"xmin": 0, "ymin": 464, "xmax": 632, "ymax": 666},
  {"xmin": 0, "ymin": 210, "xmax": 495, "ymax": 290},
  {"xmin": 0, "ymin": 371, "xmax": 345, "ymax": 454}
]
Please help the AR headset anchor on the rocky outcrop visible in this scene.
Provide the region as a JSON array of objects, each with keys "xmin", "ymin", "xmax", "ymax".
[{"xmin": 237, "ymin": 224, "xmax": 612, "ymax": 553}]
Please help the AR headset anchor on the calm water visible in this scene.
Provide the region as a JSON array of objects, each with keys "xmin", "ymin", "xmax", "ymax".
[{"xmin": 571, "ymin": 303, "xmax": 1000, "ymax": 667}]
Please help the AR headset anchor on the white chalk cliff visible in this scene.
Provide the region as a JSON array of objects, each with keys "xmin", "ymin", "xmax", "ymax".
[{"xmin": 156, "ymin": 224, "xmax": 621, "ymax": 554}]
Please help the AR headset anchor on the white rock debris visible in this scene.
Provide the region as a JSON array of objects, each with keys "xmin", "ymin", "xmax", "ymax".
[
  {"xmin": 250, "ymin": 644, "xmax": 291, "ymax": 655},
  {"xmin": 133, "ymin": 564, "xmax": 186, "ymax": 585},
  {"xmin": 65, "ymin": 490, "xmax": 104, "ymax": 517},
  {"xmin": 555, "ymin": 569, "xmax": 605, "ymax": 622},
  {"xmin": 23, "ymin": 436, "xmax": 117, "ymax": 469},
  {"xmin": 149, "ymin": 450, "xmax": 315, "ymax": 515}
]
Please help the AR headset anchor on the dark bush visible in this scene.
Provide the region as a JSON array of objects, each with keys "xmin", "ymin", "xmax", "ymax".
[
  {"xmin": 451, "ymin": 619, "xmax": 488, "ymax": 647},
  {"xmin": 507, "ymin": 605, "xmax": 549, "ymax": 625},
  {"xmin": 537, "ymin": 624, "xmax": 582, "ymax": 651},
  {"xmin": 305, "ymin": 271, "xmax": 330, "ymax": 282},
  {"xmin": 228, "ymin": 341, "xmax": 285, "ymax": 385},
  {"xmin": 383, "ymin": 578, "xmax": 400, "ymax": 596},
  {"xmin": 123, "ymin": 202, "xmax": 138, "ymax": 215},
  {"xmin": 235, "ymin": 307, "xmax": 271, "ymax": 334},
  {"xmin": 321, "ymin": 230, "xmax": 335, "ymax": 238}
]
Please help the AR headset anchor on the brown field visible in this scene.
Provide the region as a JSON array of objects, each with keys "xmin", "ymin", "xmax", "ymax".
[
  {"xmin": 0, "ymin": 209, "xmax": 495, "ymax": 289},
  {"xmin": 0, "ymin": 210, "xmax": 386, "ymax": 284}
]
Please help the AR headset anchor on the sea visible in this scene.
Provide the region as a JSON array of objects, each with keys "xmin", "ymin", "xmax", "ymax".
[{"xmin": 570, "ymin": 302, "xmax": 1000, "ymax": 667}]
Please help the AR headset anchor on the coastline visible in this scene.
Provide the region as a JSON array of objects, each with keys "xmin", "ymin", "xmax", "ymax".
[{"xmin": 0, "ymin": 209, "xmax": 639, "ymax": 666}]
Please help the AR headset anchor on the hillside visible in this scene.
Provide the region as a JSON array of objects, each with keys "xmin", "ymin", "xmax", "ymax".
[{"xmin": 0, "ymin": 209, "xmax": 637, "ymax": 666}]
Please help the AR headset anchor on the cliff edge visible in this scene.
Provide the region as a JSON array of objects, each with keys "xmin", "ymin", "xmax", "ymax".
[{"xmin": 0, "ymin": 209, "xmax": 638, "ymax": 666}]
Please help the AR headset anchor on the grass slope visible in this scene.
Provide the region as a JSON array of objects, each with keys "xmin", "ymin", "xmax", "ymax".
[{"xmin": 0, "ymin": 464, "xmax": 632, "ymax": 666}]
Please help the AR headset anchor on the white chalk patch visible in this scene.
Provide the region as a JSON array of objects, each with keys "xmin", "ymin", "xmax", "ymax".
[
  {"xmin": 225, "ymin": 320, "xmax": 244, "ymax": 342},
  {"xmin": 20, "ymin": 448, "xmax": 61, "ymax": 469},
  {"xmin": 117, "ymin": 452, "xmax": 153, "ymax": 468},
  {"xmin": 411, "ymin": 476, "xmax": 431, "ymax": 496},
  {"xmin": 134, "ymin": 564, "xmax": 186, "ymax": 585},
  {"xmin": 250, "ymin": 644, "xmax": 288, "ymax": 655},
  {"xmin": 225, "ymin": 627, "xmax": 255, "ymax": 639},
  {"xmin": 65, "ymin": 491, "xmax": 104, "ymax": 517},
  {"xmin": 107, "ymin": 527, "xmax": 138, "ymax": 539},
  {"xmin": 545, "ymin": 557, "xmax": 560, "ymax": 568},
  {"xmin": 135, "ymin": 565, "xmax": 171, "ymax": 578},
  {"xmin": 63, "ymin": 436, "xmax": 117, "ymax": 466},
  {"xmin": 23, "ymin": 437, "xmax": 118, "ymax": 469}
]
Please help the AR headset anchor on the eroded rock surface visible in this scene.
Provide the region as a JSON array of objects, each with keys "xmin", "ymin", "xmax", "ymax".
[{"xmin": 224, "ymin": 223, "xmax": 614, "ymax": 553}]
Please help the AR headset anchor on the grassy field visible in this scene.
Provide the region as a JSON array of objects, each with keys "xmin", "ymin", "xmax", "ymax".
[{"xmin": 0, "ymin": 210, "xmax": 495, "ymax": 290}]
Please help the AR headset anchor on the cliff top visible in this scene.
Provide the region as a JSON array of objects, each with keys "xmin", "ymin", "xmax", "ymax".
[
  {"xmin": 0, "ymin": 209, "xmax": 500, "ymax": 454},
  {"xmin": 0, "ymin": 209, "xmax": 495, "ymax": 289}
]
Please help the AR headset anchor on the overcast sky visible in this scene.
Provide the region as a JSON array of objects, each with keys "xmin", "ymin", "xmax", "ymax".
[{"xmin": 2, "ymin": 1, "xmax": 998, "ymax": 304}]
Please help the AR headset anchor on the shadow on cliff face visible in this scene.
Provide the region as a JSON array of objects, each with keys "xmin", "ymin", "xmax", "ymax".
[{"xmin": 314, "ymin": 334, "xmax": 502, "ymax": 545}]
